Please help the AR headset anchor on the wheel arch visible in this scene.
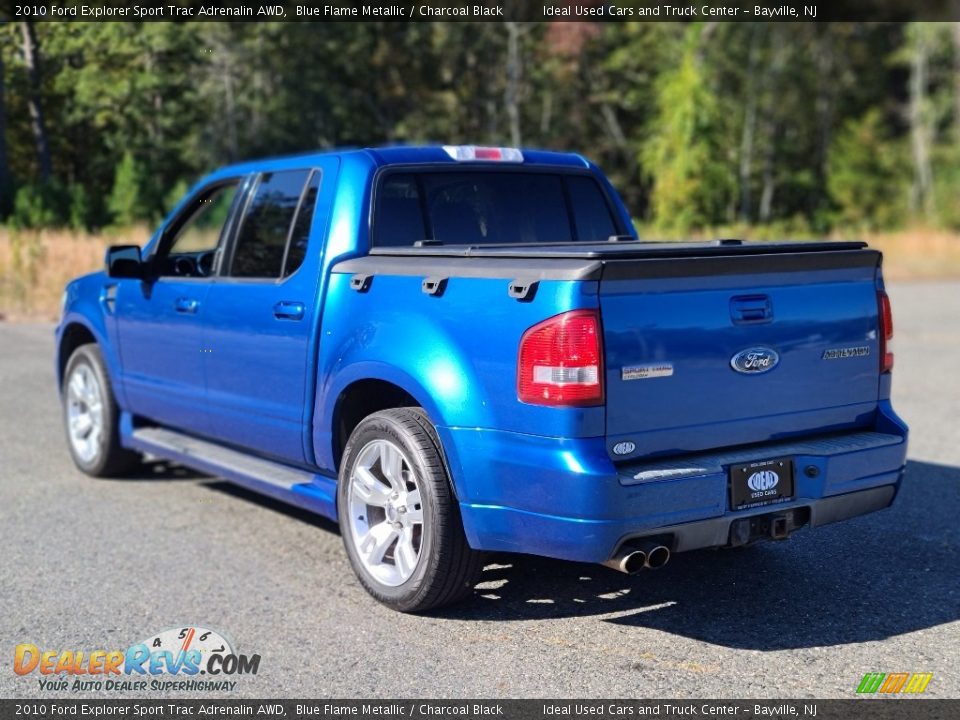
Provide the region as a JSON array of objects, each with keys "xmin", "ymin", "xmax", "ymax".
[
  {"xmin": 57, "ymin": 321, "xmax": 98, "ymax": 390},
  {"xmin": 320, "ymin": 366, "xmax": 466, "ymax": 501},
  {"xmin": 332, "ymin": 378, "xmax": 420, "ymax": 471}
]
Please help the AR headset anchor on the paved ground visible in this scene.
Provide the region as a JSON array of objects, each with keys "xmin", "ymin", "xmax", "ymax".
[{"xmin": 1, "ymin": 282, "xmax": 957, "ymax": 699}]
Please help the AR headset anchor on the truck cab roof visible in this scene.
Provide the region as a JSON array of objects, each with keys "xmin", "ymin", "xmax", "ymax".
[{"xmin": 204, "ymin": 145, "xmax": 592, "ymax": 183}]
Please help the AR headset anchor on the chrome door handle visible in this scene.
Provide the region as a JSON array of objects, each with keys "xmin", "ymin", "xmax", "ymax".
[{"xmin": 273, "ymin": 301, "xmax": 305, "ymax": 320}]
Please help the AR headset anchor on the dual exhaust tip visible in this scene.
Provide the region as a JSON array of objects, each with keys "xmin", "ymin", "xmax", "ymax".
[{"xmin": 602, "ymin": 540, "xmax": 671, "ymax": 575}]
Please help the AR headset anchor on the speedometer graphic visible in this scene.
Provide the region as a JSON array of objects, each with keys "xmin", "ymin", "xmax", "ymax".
[{"xmin": 135, "ymin": 626, "xmax": 235, "ymax": 668}]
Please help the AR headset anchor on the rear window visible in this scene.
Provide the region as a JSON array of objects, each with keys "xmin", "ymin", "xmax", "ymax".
[
  {"xmin": 373, "ymin": 171, "xmax": 618, "ymax": 247},
  {"xmin": 229, "ymin": 169, "xmax": 318, "ymax": 279}
]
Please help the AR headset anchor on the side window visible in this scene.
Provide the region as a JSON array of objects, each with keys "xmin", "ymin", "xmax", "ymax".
[
  {"xmin": 283, "ymin": 171, "xmax": 320, "ymax": 278},
  {"xmin": 160, "ymin": 182, "xmax": 239, "ymax": 277},
  {"xmin": 374, "ymin": 174, "xmax": 425, "ymax": 247},
  {"xmin": 229, "ymin": 170, "xmax": 311, "ymax": 279},
  {"xmin": 566, "ymin": 176, "xmax": 617, "ymax": 242}
]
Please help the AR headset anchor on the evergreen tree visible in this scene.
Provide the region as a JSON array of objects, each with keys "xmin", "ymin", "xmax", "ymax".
[
  {"xmin": 0, "ymin": 21, "xmax": 957, "ymax": 235},
  {"xmin": 643, "ymin": 25, "xmax": 734, "ymax": 233},
  {"xmin": 828, "ymin": 110, "xmax": 908, "ymax": 230},
  {"xmin": 108, "ymin": 152, "xmax": 145, "ymax": 227}
]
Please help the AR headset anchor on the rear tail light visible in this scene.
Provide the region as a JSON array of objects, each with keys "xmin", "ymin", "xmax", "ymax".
[
  {"xmin": 517, "ymin": 310, "xmax": 604, "ymax": 406},
  {"xmin": 878, "ymin": 290, "xmax": 894, "ymax": 373}
]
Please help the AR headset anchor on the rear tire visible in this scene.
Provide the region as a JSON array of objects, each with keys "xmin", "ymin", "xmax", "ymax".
[
  {"xmin": 338, "ymin": 407, "xmax": 482, "ymax": 612},
  {"xmin": 62, "ymin": 343, "xmax": 141, "ymax": 477}
]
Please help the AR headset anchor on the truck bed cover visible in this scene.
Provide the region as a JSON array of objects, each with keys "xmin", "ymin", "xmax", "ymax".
[
  {"xmin": 336, "ymin": 240, "xmax": 878, "ymax": 282},
  {"xmin": 368, "ymin": 239, "xmax": 867, "ymax": 260}
]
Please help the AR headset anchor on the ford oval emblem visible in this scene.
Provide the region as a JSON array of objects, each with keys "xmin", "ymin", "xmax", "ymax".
[
  {"xmin": 730, "ymin": 347, "xmax": 779, "ymax": 374},
  {"xmin": 612, "ymin": 441, "xmax": 636, "ymax": 456},
  {"xmin": 747, "ymin": 470, "xmax": 780, "ymax": 492}
]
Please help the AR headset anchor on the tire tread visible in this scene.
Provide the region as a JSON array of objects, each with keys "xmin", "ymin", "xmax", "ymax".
[
  {"xmin": 63, "ymin": 343, "xmax": 141, "ymax": 477},
  {"xmin": 339, "ymin": 406, "xmax": 483, "ymax": 613}
]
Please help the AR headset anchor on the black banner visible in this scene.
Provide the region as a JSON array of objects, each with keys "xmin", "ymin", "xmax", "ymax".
[
  {"xmin": 2, "ymin": 700, "xmax": 959, "ymax": 720},
  {"xmin": 6, "ymin": 0, "xmax": 960, "ymax": 23}
]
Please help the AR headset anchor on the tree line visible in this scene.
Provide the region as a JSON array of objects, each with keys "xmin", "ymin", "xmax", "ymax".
[{"xmin": 2, "ymin": 20, "xmax": 960, "ymax": 235}]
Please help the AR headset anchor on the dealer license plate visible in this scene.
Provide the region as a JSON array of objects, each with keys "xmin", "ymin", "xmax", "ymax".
[{"xmin": 729, "ymin": 457, "xmax": 794, "ymax": 510}]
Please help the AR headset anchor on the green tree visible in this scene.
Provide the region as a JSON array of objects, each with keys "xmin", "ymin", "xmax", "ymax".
[
  {"xmin": 68, "ymin": 183, "xmax": 93, "ymax": 231},
  {"xmin": 1, "ymin": 20, "xmax": 956, "ymax": 237},
  {"xmin": 643, "ymin": 25, "xmax": 734, "ymax": 233},
  {"xmin": 828, "ymin": 110, "xmax": 908, "ymax": 230},
  {"xmin": 108, "ymin": 152, "xmax": 146, "ymax": 226},
  {"xmin": 11, "ymin": 180, "xmax": 68, "ymax": 228}
]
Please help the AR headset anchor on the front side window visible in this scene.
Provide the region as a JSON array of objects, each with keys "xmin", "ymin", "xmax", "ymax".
[
  {"xmin": 159, "ymin": 182, "xmax": 239, "ymax": 277},
  {"xmin": 373, "ymin": 171, "xmax": 618, "ymax": 247},
  {"xmin": 229, "ymin": 169, "xmax": 315, "ymax": 279}
]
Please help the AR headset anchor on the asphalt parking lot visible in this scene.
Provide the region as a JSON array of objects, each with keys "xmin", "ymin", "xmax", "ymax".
[{"xmin": 1, "ymin": 281, "xmax": 957, "ymax": 699}]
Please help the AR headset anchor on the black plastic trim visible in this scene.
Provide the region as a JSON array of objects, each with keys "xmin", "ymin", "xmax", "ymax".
[
  {"xmin": 369, "ymin": 239, "xmax": 868, "ymax": 260},
  {"xmin": 421, "ymin": 276, "xmax": 448, "ymax": 296},
  {"xmin": 602, "ymin": 249, "xmax": 881, "ymax": 280},
  {"xmin": 349, "ymin": 273, "xmax": 372, "ymax": 292},
  {"xmin": 611, "ymin": 485, "xmax": 897, "ymax": 556},
  {"xmin": 333, "ymin": 255, "xmax": 604, "ymax": 282},
  {"xmin": 336, "ymin": 246, "xmax": 878, "ymax": 284},
  {"xmin": 508, "ymin": 279, "xmax": 539, "ymax": 301}
]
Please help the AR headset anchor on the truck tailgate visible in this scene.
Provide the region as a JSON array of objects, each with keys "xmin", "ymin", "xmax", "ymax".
[{"xmin": 599, "ymin": 249, "xmax": 883, "ymax": 459}]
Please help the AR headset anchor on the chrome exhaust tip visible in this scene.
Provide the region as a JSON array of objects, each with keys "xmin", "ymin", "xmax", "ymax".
[
  {"xmin": 625, "ymin": 539, "xmax": 671, "ymax": 570},
  {"xmin": 643, "ymin": 544, "xmax": 671, "ymax": 569},
  {"xmin": 602, "ymin": 547, "xmax": 647, "ymax": 574}
]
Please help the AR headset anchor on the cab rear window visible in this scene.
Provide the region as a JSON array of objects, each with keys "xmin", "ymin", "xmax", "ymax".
[{"xmin": 373, "ymin": 171, "xmax": 618, "ymax": 247}]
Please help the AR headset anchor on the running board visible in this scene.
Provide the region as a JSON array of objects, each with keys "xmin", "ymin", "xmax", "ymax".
[{"xmin": 128, "ymin": 427, "xmax": 338, "ymax": 521}]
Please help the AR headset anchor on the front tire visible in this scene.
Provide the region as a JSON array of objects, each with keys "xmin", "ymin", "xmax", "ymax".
[
  {"xmin": 338, "ymin": 407, "xmax": 482, "ymax": 612},
  {"xmin": 62, "ymin": 343, "xmax": 141, "ymax": 477}
]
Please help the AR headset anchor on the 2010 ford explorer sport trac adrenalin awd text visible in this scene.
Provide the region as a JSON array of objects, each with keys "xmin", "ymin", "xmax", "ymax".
[{"xmin": 56, "ymin": 146, "xmax": 908, "ymax": 612}]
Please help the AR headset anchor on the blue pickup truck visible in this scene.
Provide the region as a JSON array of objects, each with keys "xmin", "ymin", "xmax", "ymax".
[{"xmin": 56, "ymin": 145, "xmax": 908, "ymax": 611}]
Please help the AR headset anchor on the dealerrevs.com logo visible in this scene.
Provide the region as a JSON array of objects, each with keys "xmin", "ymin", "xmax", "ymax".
[{"xmin": 14, "ymin": 626, "xmax": 260, "ymax": 692}]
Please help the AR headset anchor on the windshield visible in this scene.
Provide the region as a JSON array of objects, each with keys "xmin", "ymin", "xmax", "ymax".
[{"xmin": 373, "ymin": 171, "xmax": 619, "ymax": 247}]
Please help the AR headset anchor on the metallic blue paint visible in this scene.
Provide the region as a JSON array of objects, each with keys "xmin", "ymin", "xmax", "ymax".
[
  {"xmin": 56, "ymin": 145, "xmax": 909, "ymax": 566},
  {"xmin": 599, "ymin": 265, "xmax": 885, "ymax": 460},
  {"xmin": 56, "ymin": 274, "xmax": 124, "ymax": 396},
  {"xmin": 201, "ymin": 157, "xmax": 342, "ymax": 465},
  {"xmin": 114, "ymin": 276, "xmax": 212, "ymax": 437},
  {"xmin": 448, "ymin": 406, "xmax": 907, "ymax": 562}
]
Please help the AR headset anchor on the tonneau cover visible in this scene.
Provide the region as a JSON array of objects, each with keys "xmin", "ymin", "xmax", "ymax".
[{"xmin": 369, "ymin": 239, "xmax": 867, "ymax": 260}]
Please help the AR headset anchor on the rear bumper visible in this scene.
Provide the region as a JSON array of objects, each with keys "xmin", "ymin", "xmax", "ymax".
[
  {"xmin": 620, "ymin": 483, "xmax": 896, "ymax": 553},
  {"xmin": 443, "ymin": 406, "xmax": 908, "ymax": 563}
]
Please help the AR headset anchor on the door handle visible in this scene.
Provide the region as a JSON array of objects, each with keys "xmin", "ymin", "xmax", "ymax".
[
  {"xmin": 730, "ymin": 295, "xmax": 772, "ymax": 324},
  {"xmin": 273, "ymin": 301, "xmax": 305, "ymax": 320},
  {"xmin": 174, "ymin": 297, "xmax": 199, "ymax": 314}
]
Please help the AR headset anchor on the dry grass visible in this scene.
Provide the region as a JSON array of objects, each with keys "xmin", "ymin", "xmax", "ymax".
[
  {"xmin": 856, "ymin": 229, "xmax": 960, "ymax": 281},
  {"xmin": 0, "ymin": 226, "xmax": 151, "ymax": 321},
  {"xmin": 1, "ymin": 226, "xmax": 958, "ymax": 321}
]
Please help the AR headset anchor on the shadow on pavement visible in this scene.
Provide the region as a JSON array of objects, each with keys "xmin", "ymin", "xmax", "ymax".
[
  {"xmin": 203, "ymin": 480, "xmax": 341, "ymax": 535},
  {"xmin": 438, "ymin": 459, "xmax": 959, "ymax": 650},
  {"xmin": 123, "ymin": 453, "xmax": 958, "ymax": 649},
  {"xmin": 102, "ymin": 459, "xmax": 208, "ymax": 481}
]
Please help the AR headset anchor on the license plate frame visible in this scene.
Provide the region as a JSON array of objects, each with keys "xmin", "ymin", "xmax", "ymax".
[{"xmin": 729, "ymin": 457, "xmax": 795, "ymax": 510}]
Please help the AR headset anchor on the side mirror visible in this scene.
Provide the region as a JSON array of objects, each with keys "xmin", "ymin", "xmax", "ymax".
[{"xmin": 105, "ymin": 245, "xmax": 143, "ymax": 279}]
